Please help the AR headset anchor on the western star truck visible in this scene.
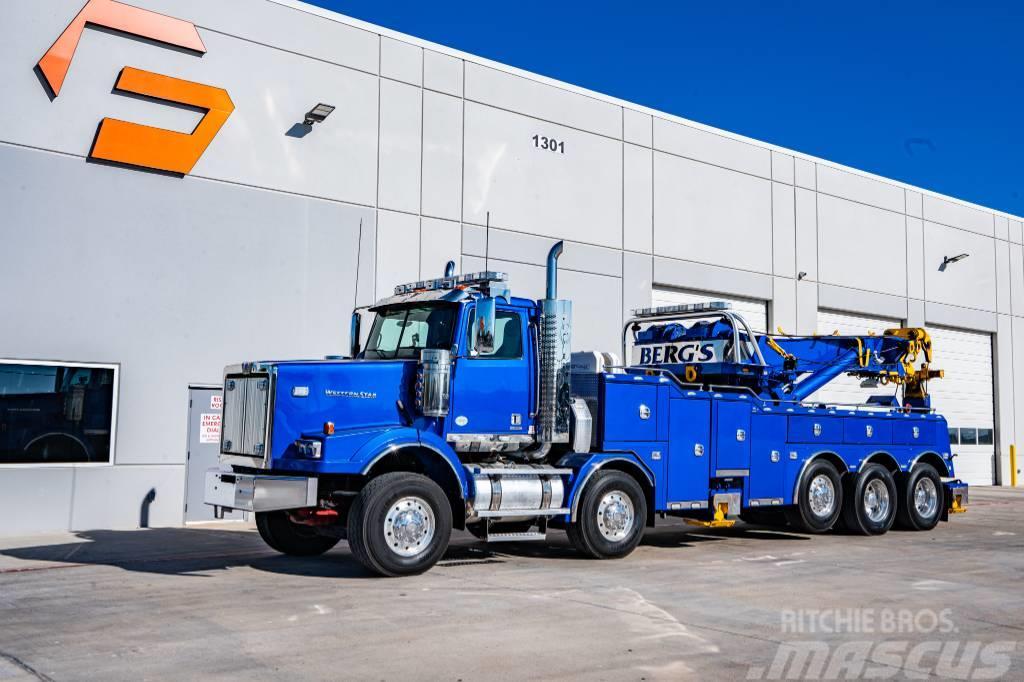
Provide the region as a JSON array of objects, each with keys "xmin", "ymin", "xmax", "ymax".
[{"xmin": 205, "ymin": 243, "xmax": 968, "ymax": 576}]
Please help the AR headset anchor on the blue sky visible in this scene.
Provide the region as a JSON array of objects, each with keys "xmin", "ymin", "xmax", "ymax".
[{"xmin": 309, "ymin": 0, "xmax": 1023, "ymax": 217}]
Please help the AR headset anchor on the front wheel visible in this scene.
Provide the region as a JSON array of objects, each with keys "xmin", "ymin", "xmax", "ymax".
[
  {"xmin": 567, "ymin": 470, "xmax": 647, "ymax": 559},
  {"xmin": 255, "ymin": 511, "xmax": 341, "ymax": 556},
  {"xmin": 347, "ymin": 472, "xmax": 452, "ymax": 577}
]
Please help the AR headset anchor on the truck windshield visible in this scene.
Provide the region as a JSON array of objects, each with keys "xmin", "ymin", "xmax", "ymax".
[{"xmin": 363, "ymin": 305, "xmax": 457, "ymax": 360}]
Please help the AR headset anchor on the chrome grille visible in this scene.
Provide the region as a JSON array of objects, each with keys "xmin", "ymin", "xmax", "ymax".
[{"xmin": 222, "ymin": 374, "xmax": 271, "ymax": 458}]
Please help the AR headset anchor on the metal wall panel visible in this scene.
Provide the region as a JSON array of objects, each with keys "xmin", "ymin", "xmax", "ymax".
[
  {"xmin": 906, "ymin": 217, "xmax": 926, "ymax": 299},
  {"xmin": 0, "ymin": 143, "xmax": 369, "ymax": 466},
  {"xmin": 70, "ymin": 465, "xmax": 186, "ymax": 530},
  {"xmin": 771, "ymin": 152, "xmax": 795, "ymax": 185},
  {"xmin": 381, "ymin": 36, "xmax": 423, "ymax": 86},
  {"xmin": 378, "ymin": 79, "xmax": 423, "ymax": 213},
  {"xmin": 623, "ymin": 143, "xmax": 653, "ymax": 253},
  {"xmin": 420, "ymin": 217, "xmax": 462, "ymax": 279},
  {"xmin": 138, "ymin": 0, "xmax": 380, "ymax": 74},
  {"xmin": 423, "ymin": 49, "xmax": 463, "ymax": 97},
  {"xmin": 794, "ymin": 158, "xmax": 816, "ymax": 190},
  {"xmin": 653, "ymin": 152, "xmax": 772, "ymax": 273},
  {"xmin": 772, "ymin": 182, "xmax": 796, "ymax": 277},
  {"xmin": 376, "ymin": 210, "xmax": 421, "ymax": 295},
  {"xmin": 461, "ymin": 226, "xmax": 622, "ymax": 277},
  {"xmin": 462, "ymin": 102, "xmax": 623, "ymax": 248},
  {"xmin": 1012, "ymin": 244, "xmax": 1024, "ymax": 318},
  {"xmin": 817, "ymin": 194, "xmax": 906, "ymax": 296},
  {"xmin": 464, "ymin": 63, "xmax": 622, "ymax": 139},
  {"xmin": 794, "ymin": 187, "xmax": 818, "ymax": 281},
  {"xmin": 623, "ymin": 109, "xmax": 653, "ymax": 147},
  {"xmin": 422, "ymin": 91, "xmax": 463, "ymax": 221},
  {"xmin": 653, "ymin": 118, "xmax": 771, "ymax": 178},
  {"xmin": 923, "ymin": 195, "xmax": 995, "ymax": 236},
  {"xmin": 906, "ymin": 190, "xmax": 924, "ymax": 217},
  {"xmin": 817, "ymin": 165, "xmax": 905, "ymax": 214},
  {"xmin": 0, "ymin": 468, "xmax": 74, "ymax": 536},
  {"xmin": 923, "ymin": 221, "xmax": 998, "ymax": 312},
  {"xmin": 996, "ymin": 240, "xmax": 1012, "ymax": 315},
  {"xmin": 0, "ymin": 7, "xmax": 381, "ymax": 206}
]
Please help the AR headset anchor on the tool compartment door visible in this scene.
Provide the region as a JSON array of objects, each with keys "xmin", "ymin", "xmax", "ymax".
[
  {"xmin": 667, "ymin": 397, "xmax": 711, "ymax": 505},
  {"xmin": 714, "ymin": 400, "xmax": 752, "ymax": 472}
]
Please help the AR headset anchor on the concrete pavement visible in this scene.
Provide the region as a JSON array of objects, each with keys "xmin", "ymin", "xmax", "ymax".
[{"xmin": 0, "ymin": 487, "xmax": 1021, "ymax": 680}]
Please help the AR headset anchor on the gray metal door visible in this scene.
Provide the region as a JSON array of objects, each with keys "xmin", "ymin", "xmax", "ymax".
[{"xmin": 184, "ymin": 386, "xmax": 240, "ymax": 522}]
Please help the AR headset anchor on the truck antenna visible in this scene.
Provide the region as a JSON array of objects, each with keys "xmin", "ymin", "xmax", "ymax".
[
  {"xmin": 485, "ymin": 211, "xmax": 490, "ymax": 272},
  {"xmin": 352, "ymin": 217, "xmax": 363, "ymax": 310}
]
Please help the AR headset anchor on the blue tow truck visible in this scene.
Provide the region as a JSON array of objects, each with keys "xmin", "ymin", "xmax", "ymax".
[{"xmin": 206, "ymin": 243, "xmax": 968, "ymax": 576}]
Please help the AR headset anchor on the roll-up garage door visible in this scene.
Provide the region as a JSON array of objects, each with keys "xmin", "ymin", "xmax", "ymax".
[
  {"xmin": 927, "ymin": 325, "xmax": 995, "ymax": 486},
  {"xmin": 652, "ymin": 288, "xmax": 768, "ymax": 334},
  {"xmin": 810, "ymin": 310, "xmax": 903, "ymax": 408}
]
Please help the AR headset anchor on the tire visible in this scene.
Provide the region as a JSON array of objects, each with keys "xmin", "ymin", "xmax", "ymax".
[
  {"xmin": 567, "ymin": 470, "xmax": 647, "ymax": 559},
  {"xmin": 895, "ymin": 463, "xmax": 944, "ymax": 531},
  {"xmin": 255, "ymin": 511, "xmax": 340, "ymax": 556},
  {"xmin": 840, "ymin": 463, "xmax": 898, "ymax": 535},
  {"xmin": 346, "ymin": 472, "xmax": 452, "ymax": 577},
  {"xmin": 785, "ymin": 459, "xmax": 843, "ymax": 533}
]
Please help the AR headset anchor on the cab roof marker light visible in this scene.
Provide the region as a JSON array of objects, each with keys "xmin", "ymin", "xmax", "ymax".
[
  {"xmin": 632, "ymin": 301, "xmax": 733, "ymax": 318},
  {"xmin": 394, "ymin": 271, "xmax": 508, "ymax": 295}
]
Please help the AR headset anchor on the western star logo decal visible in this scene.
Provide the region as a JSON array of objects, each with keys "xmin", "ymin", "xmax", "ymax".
[{"xmin": 37, "ymin": 0, "xmax": 234, "ymax": 174}]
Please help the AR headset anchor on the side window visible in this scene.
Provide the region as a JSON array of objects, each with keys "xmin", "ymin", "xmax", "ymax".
[{"xmin": 466, "ymin": 310, "xmax": 524, "ymax": 359}]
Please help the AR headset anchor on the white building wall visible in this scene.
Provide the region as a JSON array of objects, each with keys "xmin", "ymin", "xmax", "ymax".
[{"xmin": 0, "ymin": 0, "xmax": 1021, "ymax": 534}]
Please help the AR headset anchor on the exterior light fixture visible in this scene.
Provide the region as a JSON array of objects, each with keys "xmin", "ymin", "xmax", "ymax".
[
  {"xmin": 797, "ymin": 271, "xmax": 808, "ymax": 280},
  {"xmin": 303, "ymin": 103, "xmax": 335, "ymax": 126},
  {"xmin": 942, "ymin": 253, "xmax": 969, "ymax": 267}
]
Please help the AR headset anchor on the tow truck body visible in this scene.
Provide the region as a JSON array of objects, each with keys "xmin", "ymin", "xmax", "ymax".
[{"xmin": 206, "ymin": 243, "xmax": 968, "ymax": 575}]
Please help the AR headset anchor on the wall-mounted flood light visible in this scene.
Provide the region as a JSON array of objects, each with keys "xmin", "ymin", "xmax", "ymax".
[
  {"xmin": 942, "ymin": 253, "xmax": 970, "ymax": 267},
  {"xmin": 304, "ymin": 103, "xmax": 335, "ymax": 126}
]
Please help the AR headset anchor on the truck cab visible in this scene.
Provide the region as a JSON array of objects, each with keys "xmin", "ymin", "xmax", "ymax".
[{"xmin": 206, "ymin": 242, "xmax": 968, "ymax": 576}]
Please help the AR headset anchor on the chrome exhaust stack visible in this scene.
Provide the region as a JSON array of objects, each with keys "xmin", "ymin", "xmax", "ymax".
[{"xmin": 536, "ymin": 241, "xmax": 572, "ymax": 447}]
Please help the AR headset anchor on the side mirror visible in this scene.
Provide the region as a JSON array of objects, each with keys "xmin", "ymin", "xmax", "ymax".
[
  {"xmin": 349, "ymin": 311, "xmax": 361, "ymax": 358},
  {"xmin": 473, "ymin": 297, "xmax": 497, "ymax": 355}
]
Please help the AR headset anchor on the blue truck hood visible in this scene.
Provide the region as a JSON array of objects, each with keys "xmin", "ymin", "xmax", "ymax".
[{"xmin": 267, "ymin": 359, "xmax": 417, "ymax": 461}]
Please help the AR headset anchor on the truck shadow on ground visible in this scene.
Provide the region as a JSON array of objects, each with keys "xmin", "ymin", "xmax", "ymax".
[
  {"xmin": 0, "ymin": 528, "xmax": 373, "ymax": 579},
  {"xmin": 0, "ymin": 523, "xmax": 811, "ymax": 579}
]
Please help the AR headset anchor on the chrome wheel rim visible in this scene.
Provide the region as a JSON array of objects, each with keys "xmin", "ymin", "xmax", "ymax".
[
  {"xmin": 863, "ymin": 479, "xmax": 891, "ymax": 523},
  {"xmin": 914, "ymin": 477, "xmax": 938, "ymax": 518},
  {"xmin": 384, "ymin": 496, "xmax": 435, "ymax": 557},
  {"xmin": 596, "ymin": 491, "xmax": 635, "ymax": 541},
  {"xmin": 808, "ymin": 474, "xmax": 836, "ymax": 518}
]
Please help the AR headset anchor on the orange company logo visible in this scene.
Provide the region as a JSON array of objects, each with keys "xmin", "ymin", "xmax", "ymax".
[{"xmin": 37, "ymin": 0, "xmax": 234, "ymax": 175}]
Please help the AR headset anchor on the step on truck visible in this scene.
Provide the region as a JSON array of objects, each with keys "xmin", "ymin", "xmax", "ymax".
[{"xmin": 206, "ymin": 243, "xmax": 969, "ymax": 576}]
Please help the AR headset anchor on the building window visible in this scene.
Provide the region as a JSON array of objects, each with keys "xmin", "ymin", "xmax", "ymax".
[
  {"xmin": 0, "ymin": 360, "xmax": 118, "ymax": 465},
  {"xmin": 977, "ymin": 428, "xmax": 994, "ymax": 446}
]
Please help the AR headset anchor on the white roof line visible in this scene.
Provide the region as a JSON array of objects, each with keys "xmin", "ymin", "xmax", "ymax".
[{"xmin": 268, "ymin": 0, "xmax": 1022, "ymax": 223}]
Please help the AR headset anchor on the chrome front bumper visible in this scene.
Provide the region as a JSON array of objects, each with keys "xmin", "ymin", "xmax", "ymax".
[{"xmin": 204, "ymin": 470, "xmax": 317, "ymax": 513}]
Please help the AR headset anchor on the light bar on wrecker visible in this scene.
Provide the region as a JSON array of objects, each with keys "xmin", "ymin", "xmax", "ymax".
[
  {"xmin": 394, "ymin": 271, "xmax": 507, "ymax": 295},
  {"xmin": 632, "ymin": 301, "xmax": 732, "ymax": 318}
]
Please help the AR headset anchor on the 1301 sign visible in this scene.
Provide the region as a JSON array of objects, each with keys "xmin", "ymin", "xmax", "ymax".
[{"xmin": 532, "ymin": 134, "xmax": 565, "ymax": 154}]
